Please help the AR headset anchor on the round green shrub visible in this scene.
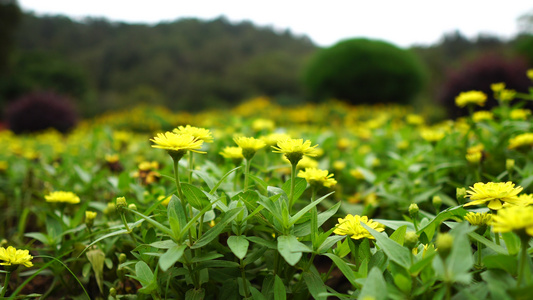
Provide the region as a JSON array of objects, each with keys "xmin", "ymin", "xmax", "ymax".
[{"xmin": 303, "ymin": 38, "xmax": 426, "ymax": 104}]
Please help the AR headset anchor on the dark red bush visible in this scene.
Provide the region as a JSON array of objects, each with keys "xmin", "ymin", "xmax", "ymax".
[
  {"xmin": 438, "ymin": 54, "xmax": 531, "ymax": 118},
  {"xmin": 6, "ymin": 91, "xmax": 78, "ymax": 133}
]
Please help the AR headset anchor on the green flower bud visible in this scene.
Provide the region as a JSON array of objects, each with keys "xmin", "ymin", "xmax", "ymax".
[
  {"xmin": 116, "ymin": 197, "xmax": 127, "ymax": 211},
  {"xmin": 456, "ymin": 187, "xmax": 466, "ymax": 203},
  {"xmin": 119, "ymin": 253, "xmax": 127, "ymax": 264},
  {"xmin": 404, "ymin": 231, "xmax": 419, "ymax": 249},
  {"xmin": 128, "ymin": 203, "xmax": 137, "ymax": 211},
  {"xmin": 409, "ymin": 203, "xmax": 419, "ymax": 217},
  {"xmin": 109, "ymin": 287, "xmax": 117, "ymax": 298},
  {"xmin": 432, "ymin": 195, "xmax": 442, "ymax": 212},
  {"xmin": 506, "ymin": 159, "xmax": 515, "ymax": 172},
  {"xmin": 436, "ymin": 233, "xmax": 454, "ymax": 259}
]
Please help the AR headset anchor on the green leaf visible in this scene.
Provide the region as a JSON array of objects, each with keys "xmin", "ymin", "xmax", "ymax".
[
  {"xmin": 303, "ymin": 272, "xmax": 327, "ymax": 300},
  {"xmin": 191, "ymin": 207, "xmax": 243, "ymax": 249},
  {"xmin": 249, "ymin": 173, "xmax": 268, "ymax": 194},
  {"xmin": 159, "ymin": 244, "xmax": 186, "ymax": 272},
  {"xmin": 417, "ymin": 206, "xmax": 467, "ymax": 241},
  {"xmin": 150, "ymin": 240, "xmax": 178, "ymax": 249},
  {"xmin": 481, "ymin": 269, "xmax": 515, "ymax": 300},
  {"xmin": 185, "ymin": 288, "xmax": 205, "ymax": 300},
  {"xmin": 273, "ymin": 275, "xmax": 286, "ymax": 300},
  {"xmin": 181, "ymin": 183, "xmax": 211, "ymax": 210},
  {"xmin": 74, "ymin": 165, "xmax": 91, "ymax": 183},
  {"xmin": 168, "ymin": 195, "xmax": 187, "ymax": 240},
  {"xmin": 413, "ymin": 186, "xmax": 441, "ymax": 204},
  {"xmin": 317, "ymin": 235, "xmax": 346, "ymax": 254},
  {"xmin": 86, "ymin": 249, "xmax": 105, "ymax": 294},
  {"xmin": 246, "ymin": 236, "xmax": 277, "ymax": 249},
  {"xmin": 227, "ymin": 235, "xmax": 249, "ymax": 260},
  {"xmin": 289, "ymin": 192, "xmax": 334, "ymax": 226},
  {"xmin": 128, "ymin": 209, "xmax": 173, "ymax": 236},
  {"xmin": 192, "ymin": 170, "xmax": 215, "ymax": 191},
  {"xmin": 389, "ymin": 225, "xmax": 407, "ymax": 246},
  {"xmin": 447, "ymin": 222, "xmax": 474, "ymax": 284},
  {"xmin": 468, "ymin": 231, "xmax": 507, "ymax": 254},
  {"xmin": 323, "ymin": 253, "xmax": 357, "ymax": 287},
  {"xmin": 277, "ymin": 235, "xmax": 311, "ymax": 266},
  {"xmin": 282, "ymin": 177, "xmax": 307, "ymax": 202},
  {"xmin": 133, "ymin": 261, "xmax": 157, "ymax": 294},
  {"xmin": 501, "ymin": 232, "xmax": 520, "ymax": 255},
  {"xmin": 191, "ymin": 252, "xmax": 224, "ymax": 263},
  {"xmin": 209, "ymin": 166, "xmax": 241, "ymax": 195},
  {"xmin": 373, "ymin": 219, "xmax": 415, "ymax": 231},
  {"xmin": 359, "ymin": 267, "xmax": 387, "ymax": 300},
  {"xmin": 363, "ymin": 223, "xmax": 411, "ymax": 269},
  {"xmin": 483, "ymin": 255, "xmax": 518, "ymax": 275}
]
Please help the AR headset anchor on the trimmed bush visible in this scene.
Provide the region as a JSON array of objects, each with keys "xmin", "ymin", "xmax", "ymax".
[
  {"xmin": 438, "ymin": 54, "xmax": 530, "ymax": 118},
  {"xmin": 6, "ymin": 91, "xmax": 78, "ymax": 133},
  {"xmin": 303, "ymin": 38, "xmax": 426, "ymax": 104}
]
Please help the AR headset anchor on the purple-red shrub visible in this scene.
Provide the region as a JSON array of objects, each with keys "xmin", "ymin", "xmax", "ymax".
[{"xmin": 6, "ymin": 91, "xmax": 78, "ymax": 134}]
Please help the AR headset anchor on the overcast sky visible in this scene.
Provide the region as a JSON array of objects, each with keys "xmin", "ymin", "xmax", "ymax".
[{"xmin": 17, "ymin": 0, "xmax": 533, "ymax": 48}]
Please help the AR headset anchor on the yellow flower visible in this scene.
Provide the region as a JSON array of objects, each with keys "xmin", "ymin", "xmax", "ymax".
[
  {"xmin": 337, "ymin": 138, "xmax": 351, "ymax": 151},
  {"xmin": 472, "ymin": 111, "xmax": 494, "ymax": 122},
  {"xmin": 467, "ymin": 144, "xmax": 484, "ymax": 154},
  {"xmin": 464, "ymin": 212, "xmax": 492, "ymax": 226},
  {"xmin": 173, "ymin": 125, "xmax": 213, "ymax": 143},
  {"xmin": 498, "ymin": 89, "xmax": 516, "ymax": 102},
  {"xmin": 157, "ymin": 195, "xmax": 172, "ymax": 206},
  {"xmin": 220, "ymin": 146, "xmax": 244, "ymax": 165},
  {"xmin": 466, "ymin": 151, "xmax": 482, "ymax": 165},
  {"xmin": 151, "ymin": 132, "xmax": 205, "ymax": 160},
  {"xmin": 45, "ymin": 191, "xmax": 80, "ymax": 204},
  {"xmin": 234, "ymin": 136, "xmax": 266, "ymax": 160},
  {"xmin": 260, "ymin": 133, "xmax": 291, "ymax": 146},
  {"xmin": 0, "ymin": 161, "xmax": 7, "ymax": 172},
  {"xmin": 85, "ymin": 211, "xmax": 97, "ymax": 221},
  {"xmin": 350, "ymin": 168, "xmax": 366, "ymax": 180},
  {"xmin": 406, "ymin": 114, "xmax": 425, "ymax": 126},
  {"xmin": 333, "ymin": 160, "xmax": 346, "ymax": 171},
  {"xmin": 297, "ymin": 168, "xmax": 337, "ymax": 188},
  {"xmin": 464, "ymin": 182, "xmax": 523, "ymax": 210},
  {"xmin": 0, "ymin": 246, "xmax": 33, "ymax": 268},
  {"xmin": 105, "ymin": 154, "xmax": 119, "ymax": 164},
  {"xmin": 420, "ymin": 129, "xmax": 445, "ymax": 143},
  {"xmin": 333, "ymin": 214, "xmax": 384, "ymax": 240},
  {"xmin": 272, "ymin": 138, "xmax": 319, "ymax": 165},
  {"xmin": 252, "ymin": 119, "xmax": 275, "ymax": 132},
  {"xmin": 510, "ymin": 109, "xmax": 531, "ymax": 120},
  {"xmin": 512, "ymin": 194, "xmax": 533, "ymax": 207},
  {"xmin": 508, "ymin": 133, "xmax": 533, "ymax": 150},
  {"xmin": 455, "ymin": 91, "xmax": 487, "ymax": 108},
  {"xmin": 491, "ymin": 82, "xmax": 505, "ymax": 92},
  {"xmin": 527, "ymin": 69, "xmax": 533, "ymax": 81},
  {"xmin": 491, "ymin": 206, "xmax": 533, "ymax": 237}
]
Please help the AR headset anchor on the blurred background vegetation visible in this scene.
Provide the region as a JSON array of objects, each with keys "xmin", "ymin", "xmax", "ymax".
[{"xmin": 1, "ymin": 0, "xmax": 533, "ymax": 124}]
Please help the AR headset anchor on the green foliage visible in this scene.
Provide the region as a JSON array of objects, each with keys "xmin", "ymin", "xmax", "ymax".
[
  {"xmin": 11, "ymin": 14, "xmax": 316, "ymax": 114},
  {"xmin": 303, "ymin": 38, "xmax": 426, "ymax": 105}
]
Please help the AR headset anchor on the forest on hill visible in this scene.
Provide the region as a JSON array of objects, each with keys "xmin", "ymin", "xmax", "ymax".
[{"xmin": 1, "ymin": 1, "xmax": 532, "ymax": 118}]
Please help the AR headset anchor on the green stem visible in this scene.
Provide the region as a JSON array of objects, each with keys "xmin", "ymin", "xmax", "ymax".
[
  {"xmin": 477, "ymin": 241, "xmax": 482, "ymax": 267},
  {"xmin": 311, "ymin": 187, "xmax": 318, "ymax": 248},
  {"xmin": 288, "ymin": 163, "xmax": 297, "ymax": 213},
  {"xmin": 188, "ymin": 153, "xmax": 194, "ymax": 184},
  {"xmin": 517, "ymin": 236, "xmax": 530, "ymax": 287},
  {"xmin": 244, "ymin": 159, "xmax": 251, "ymax": 192},
  {"xmin": 240, "ymin": 259, "xmax": 251, "ymax": 298},
  {"xmin": 0, "ymin": 271, "xmax": 11, "ymax": 298},
  {"xmin": 173, "ymin": 159, "xmax": 188, "ymax": 221},
  {"xmin": 494, "ymin": 232, "xmax": 500, "ymax": 245}
]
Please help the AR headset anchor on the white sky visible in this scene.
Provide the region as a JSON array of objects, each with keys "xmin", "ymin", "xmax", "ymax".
[{"xmin": 17, "ymin": 0, "xmax": 533, "ymax": 48}]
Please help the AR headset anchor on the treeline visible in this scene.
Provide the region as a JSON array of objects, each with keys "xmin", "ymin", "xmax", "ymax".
[
  {"xmin": 2, "ymin": 11, "xmax": 316, "ymax": 116},
  {"xmin": 1, "ymin": 2, "xmax": 532, "ymax": 119}
]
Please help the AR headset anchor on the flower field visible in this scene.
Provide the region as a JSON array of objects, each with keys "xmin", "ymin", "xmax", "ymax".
[{"xmin": 1, "ymin": 75, "xmax": 533, "ymax": 299}]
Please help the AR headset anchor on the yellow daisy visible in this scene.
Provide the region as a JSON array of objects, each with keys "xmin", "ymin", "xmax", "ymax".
[
  {"xmin": 492, "ymin": 206, "xmax": 533, "ymax": 238},
  {"xmin": 297, "ymin": 168, "xmax": 337, "ymax": 188},
  {"xmin": 173, "ymin": 125, "xmax": 213, "ymax": 143},
  {"xmin": 464, "ymin": 182, "xmax": 522, "ymax": 210},
  {"xmin": 272, "ymin": 138, "xmax": 319, "ymax": 165},
  {"xmin": 333, "ymin": 214, "xmax": 384, "ymax": 240},
  {"xmin": 151, "ymin": 132, "xmax": 205, "ymax": 160},
  {"xmin": 455, "ymin": 90, "xmax": 487, "ymax": 108},
  {"xmin": 0, "ymin": 246, "xmax": 33, "ymax": 268},
  {"xmin": 45, "ymin": 191, "xmax": 80, "ymax": 204}
]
